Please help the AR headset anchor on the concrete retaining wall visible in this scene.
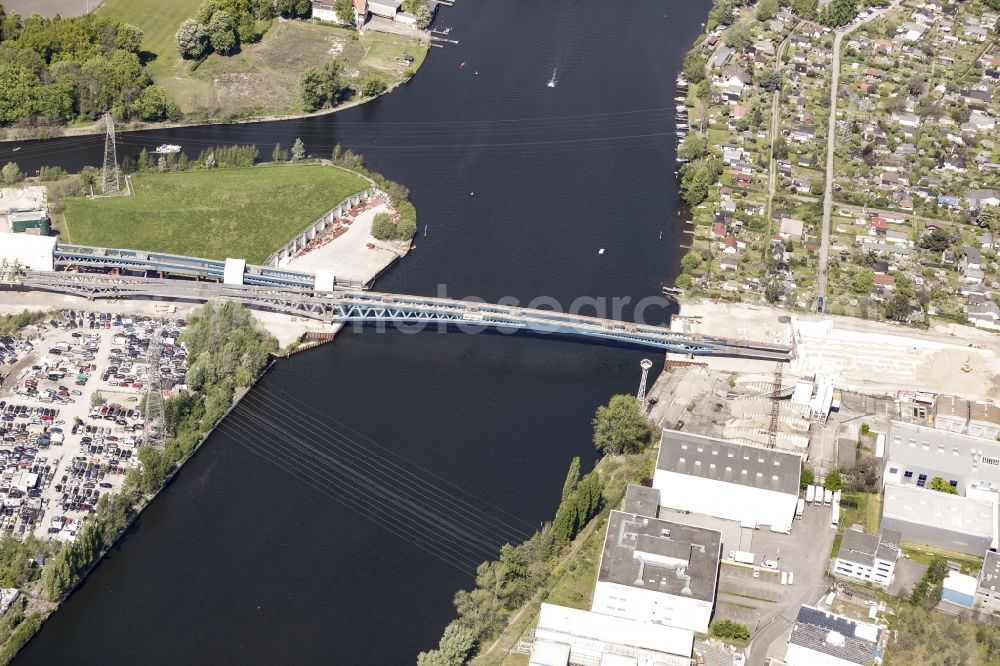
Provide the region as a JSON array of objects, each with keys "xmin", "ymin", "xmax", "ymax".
[{"xmin": 265, "ymin": 186, "xmax": 380, "ymax": 268}]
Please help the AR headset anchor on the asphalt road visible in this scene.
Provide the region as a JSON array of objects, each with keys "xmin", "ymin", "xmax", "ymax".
[{"xmin": 818, "ymin": 1, "xmax": 905, "ymax": 311}]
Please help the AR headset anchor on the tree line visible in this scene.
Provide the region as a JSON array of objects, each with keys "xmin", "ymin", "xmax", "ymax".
[
  {"xmin": 41, "ymin": 302, "xmax": 277, "ymax": 600},
  {"xmin": 417, "ymin": 395, "xmax": 655, "ymax": 665},
  {"xmin": 0, "ymin": 8, "xmax": 174, "ymax": 127},
  {"xmin": 176, "ymin": 0, "xmax": 310, "ymax": 60}
]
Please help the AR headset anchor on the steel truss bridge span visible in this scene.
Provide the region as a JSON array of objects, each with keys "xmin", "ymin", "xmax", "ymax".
[
  {"xmin": 18, "ymin": 272, "xmax": 792, "ymax": 361},
  {"xmin": 53, "ymin": 244, "xmax": 362, "ymax": 290}
]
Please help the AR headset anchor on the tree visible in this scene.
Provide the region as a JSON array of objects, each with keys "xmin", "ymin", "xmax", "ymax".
[
  {"xmin": 592, "ymin": 394, "xmax": 654, "ymax": 455},
  {"xmin": 116, "ymin": 23, "xmax": 145, "ymax": 53},
  {"xmin": 756, "ymin": 0, "xmax": 779, "ymax": 21},
  {"xmin": 681, "ymin": 251, "xmax": 702, "ymax": 272},
  {"xmin": 271, "ymin": 142, "xmax": 285, "ymax": 162},
  {"xmin": 920, "ymin": 228, "xmax": 951, "ymax": 252},
  {"xmin": 683, "ymin": 50, "xmax": 707, "ymax": 83},
  {"xmin": 800, "ymin": 464, "xmax": 814, "ymax": 491},
  {"xmin": 361, "ymin": 74, "xmax": 387, "ymax": 97},
  {"xmin": 335, "ymin": 0, "xmax": 354, "ymax": 23},
  {"xmin": 773, "ymin": 136, "xmax": 788, "ymax": 160},
  {"xmin": 1, "ymin": 162, "xmax": 22, "ymax": 185},
  {"xmin": 884, "ymin": 292, "xmax": 911, "ymax": 322},
  {"xmin": 176, "ymin": 19, "xmax": 209, "ymax": 59},
  {"xmin": 792, "ymin": 0, "xmax": 818, "ymax": 19},
  {"xmin": 207, "ymin": 10, "xmax": 238, "ymax": 55},
  {"xmin": 678, "ymin": 133, "xmax": 708, "ymax": 161},
  {"xmin": 824, "ymin": 469, "xmax": 842, "ymax": 491},
  {"xmin": 758, "ymin": 70, "xmax": 782, "ymax": 92},
  {"xmin": 299, "ymin": 59, "xmax": 346, "ymax": 112},
  {"xmin": 850, "ymin": 268, "xmax": 875, "ymax": 294},
  {"xmin": 134, "ymin": 85, "xmax": 173, "ymax": 121},
  {"xmin": 820, "ymin": 0, "xmax": 858, "ymax": 27},
  {"xmin": 976, "ymin": 207, "xmax": 1000, "ymax": 232},
  {"xmin": 276, "ymin": 0, "xmax": 312, "ymax": 17},
  {"xmin": 560, "ymin": 456, "xmax": 580, "ymax": 503},
  {"xmin": 928, "ymin": 476, "xmax": 958, "ymax": 494},
  {"xmin": 679, "ymin": 157, "xmax": 718, "ymax": 206},
  {"xmin": 291, "ymin": 138, "xmax": 306, "ymax": 161},
  {"xmin": 724, "ymin": 22, "xmax": 753, "ymax": 51},
  {"xmin": 711, "ymin": 620, "xmax": 750, "ymax": 642},
  {"xmin": 765, "ymin": 279, "xmax": 782, "ymax": 304}
]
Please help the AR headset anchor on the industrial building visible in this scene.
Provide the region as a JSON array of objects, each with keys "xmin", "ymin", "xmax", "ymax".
[
  {"xmin": 881, "ymin": 483, "xmax": 996, "ymax": 556},
  {"xmin": 591, "ymin": 506, "xmax": 722, "ymax": 633},
  {"xmin": 832, "ymin": 527, "xmax": 901, "ymax": 587},
  {"xmin": 941, "ymin": 570, "xmax": 978, "ymax": 609},
  {"xmin": 976, "ymin": 551, "xmax": 1000, "ymax": 616},
  {"xmin": 883, "ymin": 420, "xmax": 1000, "ymax": 495},
  {"xmin": 784, "ymin": 605, "xmax": 883, "ymax": 666},
  {"xmin": 653, "ymin": 430, "xmax": 801, "ymax": 532},
  {"xmin": 0, "ymin": 232, "xmax": 56, "ymax": 272},
  {"xmin": 529, "ymin": 603, "xmax": 693, "ymax": 666},
  {"xmin": 933, "ymin": 395, "xmax": 1000, "ymax": 441}
]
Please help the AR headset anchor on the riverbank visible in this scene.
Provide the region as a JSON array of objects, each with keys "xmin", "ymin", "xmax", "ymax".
[
  {"xmin": 0, "ymin": 73, "xmax": 419, "ymax": 144},
  {"xmin": 0, "ymin": 302, "xmax": 278, "ymax": 663},
  {"xmin": 0, "ymin": 14, "xmax": 429, "ymax": 145}
]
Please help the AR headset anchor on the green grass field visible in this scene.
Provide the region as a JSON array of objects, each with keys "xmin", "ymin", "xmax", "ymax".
[{"xmin": 63, "ymin": 165, "xmax": 368, "ymax": 263}]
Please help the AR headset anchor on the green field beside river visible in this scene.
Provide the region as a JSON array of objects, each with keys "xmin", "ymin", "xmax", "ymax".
[{"xmin": 63, "ymin": 165, "xmax": 368, "ymax": 263}]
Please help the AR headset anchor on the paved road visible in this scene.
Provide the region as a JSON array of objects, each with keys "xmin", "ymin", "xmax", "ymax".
[
  {"xmin": 763, "ymin": 22, "xmax": 802, "ymax": 265},
  {"xmin": 818, "ymin": 2, "xmax": 904, "ymax": 310}
]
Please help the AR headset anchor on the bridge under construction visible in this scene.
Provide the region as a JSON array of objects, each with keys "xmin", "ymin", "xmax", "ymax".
[{"xmin": 1, "ymin": 237, "xmax": 792, "ymax": 360}]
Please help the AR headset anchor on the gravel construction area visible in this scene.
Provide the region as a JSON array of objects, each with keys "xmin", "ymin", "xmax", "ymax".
[{"xmin": 677, "ymin": 301, "xmax": 1000, "ymax": 399}]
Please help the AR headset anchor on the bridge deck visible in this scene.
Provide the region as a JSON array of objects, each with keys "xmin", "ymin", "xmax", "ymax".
[{"xmin": 15, "ymin": 271, "xmax": 792, "ymax": 361}]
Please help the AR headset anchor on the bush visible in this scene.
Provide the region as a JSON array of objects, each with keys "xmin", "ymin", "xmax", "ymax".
[
  {"xmin": 370, "ymin": 211, "xmax": 416, "ymax": 241},
  {"xmin": 711, "ymin": 620, "xmax": 750, "ymax": 642},
  {"xmin": 592, "ymin": 395, "xmax": 655, "ymax": 455}
]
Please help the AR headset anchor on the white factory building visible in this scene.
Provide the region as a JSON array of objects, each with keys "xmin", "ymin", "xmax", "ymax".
[
  {"xmin": 881, "ymin": 482, "xmax": 996, "ymax": 556},
  {"xmin": 591, "ymin": 505, "xmax": 722, "ymax": 634},
  {"xmin": 529, "ymin": 603, "xmax": 693, "ymax": 666},
  {"xmin": 832, "ymin": 527, "xmax": 902, "ymax": 588},
  {"xmin": 976, "ymin": 551, "xmax": 1000, "ymax": 616},
  {"xmin": 884, "ymin": 419, "xmax": 1000, "ymax": 495},
  {"xmin": 785, "ymin": 605, "xmax": 883, "ymax": 666},
  {"xmin": 653, "ymin": 430, "xmax": 802, "ymax": 532},
  {"xmin": 0, "ymin": 232, "xmax": 55, "ymax": 272}
]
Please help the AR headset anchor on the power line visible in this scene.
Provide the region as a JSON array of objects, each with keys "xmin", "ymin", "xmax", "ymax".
[{"xmin": 225, "ymin": 403, "xmax": 526, "ymax": 552}]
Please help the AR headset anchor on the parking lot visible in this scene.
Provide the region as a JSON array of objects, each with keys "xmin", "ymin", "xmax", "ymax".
[{"xmin": 0, "ymin": 310, "xmax": 187, "ymax": 541}]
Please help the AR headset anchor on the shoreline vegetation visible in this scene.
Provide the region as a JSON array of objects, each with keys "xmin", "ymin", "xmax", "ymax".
[
  {"xmin": 1, "ymin": 302, "xmax": 278, "ymax": 664},
  {"xmin": 416, "ymin": 395, "xmax": 656, "ymax": 666},
  {"xmin": 0, "ymin": 0, "xmax": 430, "ymax": 143}
]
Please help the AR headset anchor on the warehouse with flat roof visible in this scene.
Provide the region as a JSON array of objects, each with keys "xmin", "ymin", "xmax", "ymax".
[
  {"xmin": 529, "ymin": 603, "xmax": 693, "ymax": 666},
  {"xmin": 591, "ymin": 508, "xmax": 721, "ymax": 633},
  {"xmin": 881, "ymin": 482, "xmax": 996, "ymax": 556},
  {"xmin": 653, "ymin": 430, "xmax": 801, "ymax": 532},
  {"xmin": 0, "ymin": 232, "xmax": 55, "ymax": 272}
]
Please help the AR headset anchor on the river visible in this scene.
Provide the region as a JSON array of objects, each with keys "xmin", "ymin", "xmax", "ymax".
[{"xmin": 11, "ymin": 0, "xmax": 709, "ymax": 662}]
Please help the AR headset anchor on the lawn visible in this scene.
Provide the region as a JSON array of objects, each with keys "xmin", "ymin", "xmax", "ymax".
[
  {"xmin": 96, "ymin": 0, "xmax": 428, "ymax": 119},
  {"xmin": 63, "ymin": 165, "xmax": 368, "ymax": 263}
]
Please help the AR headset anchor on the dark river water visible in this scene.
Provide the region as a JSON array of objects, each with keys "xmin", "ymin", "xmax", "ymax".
[{"xmin": 11, "ymin": 0, "xmax": 709, "ymax": 662}]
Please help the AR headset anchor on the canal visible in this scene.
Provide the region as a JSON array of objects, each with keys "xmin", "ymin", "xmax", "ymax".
[{"xmin": 11, "ymin": 0, "xmax": 710, "ymax": 662}]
